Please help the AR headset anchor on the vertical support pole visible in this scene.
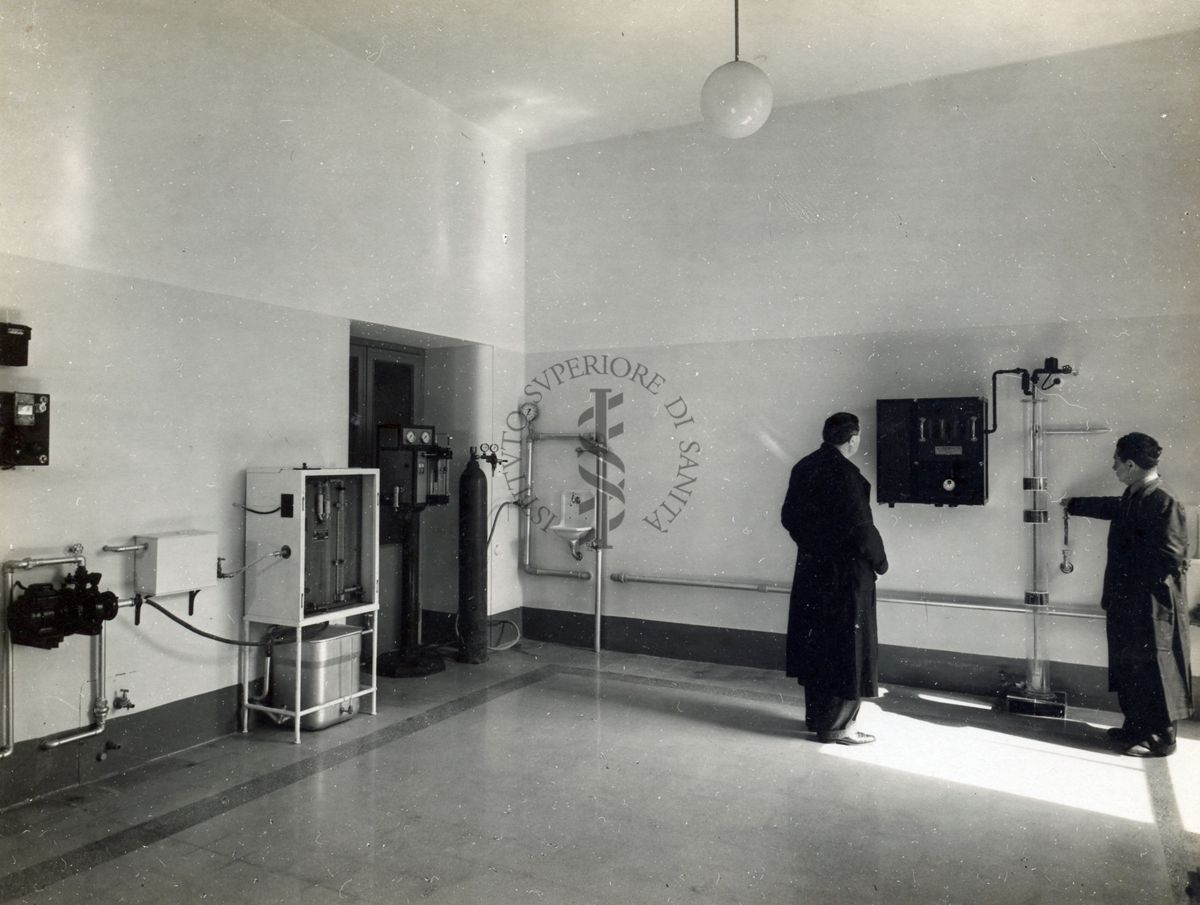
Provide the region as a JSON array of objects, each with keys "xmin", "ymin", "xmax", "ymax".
[
  {"xmin": 1, "ymin": 570, "xmax": 14, "ymax": 759},
  {"xmin": 239, "ymin": 619, "xmax": 250, "ymax": 734},
  {"xmin": 368, "ymin": 612, "xmax": 377, "ymax": 716},
  {"xmin": 293, "ymin": 624, "xmax": 302, "ymax": 745},
  {"xmin": 1022, "ymin": 387, "xmax": 1052, "ymax": 698}
]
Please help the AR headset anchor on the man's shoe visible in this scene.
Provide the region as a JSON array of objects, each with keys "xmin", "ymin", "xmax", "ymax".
[
  {"xmin": 1124, "ymin": 733, "xmax": 1176, "ymax": 758},
  {"xmin": 818, "ymin": 731, "xmax": 875, "ymax": 746}
]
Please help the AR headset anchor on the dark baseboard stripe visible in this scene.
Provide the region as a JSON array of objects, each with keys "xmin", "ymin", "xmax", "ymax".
[
  {"xmin": 0, "ymin": 684, "xmax": 240, "ymax": 812},
  {"xmin": 522, "ymin": 606, "xmax": 1119, "ymax": 712}
]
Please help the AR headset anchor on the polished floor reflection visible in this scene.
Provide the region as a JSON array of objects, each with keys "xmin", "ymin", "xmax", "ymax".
[{"xmin": 1, "ymin": 642, "xmax": 1196, "ymax": 904}]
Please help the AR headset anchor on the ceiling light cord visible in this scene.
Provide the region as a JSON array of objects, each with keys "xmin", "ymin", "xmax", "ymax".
[{"xmin": 734, "ymin": 0, "xmax": 740, "ymax": 61}]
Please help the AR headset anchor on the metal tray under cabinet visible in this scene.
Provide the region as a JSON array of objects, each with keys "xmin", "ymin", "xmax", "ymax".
[{"xmin": 272, "ymin": 625, "xmax": 362, "ymax": 730}]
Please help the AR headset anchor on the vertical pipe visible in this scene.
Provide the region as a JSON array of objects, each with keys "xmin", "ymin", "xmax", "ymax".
[
  {"xmin": 1, "ymin": 571, "xmax": 14, "ymax": 759},
  {"xmin": 334, "ymin": 482, "xmax": 347, "ymax": 603},
  {"xmin": 521, "ymin": 429, "xmax": 534, "ymax": 568},
  {"xmin": 368, "ymin": 612, "xmax": 378, "ymax": 716},
  {"xmin": 591, "ymin": 432, "xmax": 608, "ymax": 655},
  {"xmin": 1022, "ymin": 389, "xmax": 1051, "ymax": 697},
  {"xmin": 293, "ymin": 624, "xmax": 302, "ymax": 745},
  {"xmin": 594, "ymin": 546, "xmax": 604, "ymax": 654},
  {"xmin": 239, "ymin": 619, "xmax": 250, "ymax": 734}
]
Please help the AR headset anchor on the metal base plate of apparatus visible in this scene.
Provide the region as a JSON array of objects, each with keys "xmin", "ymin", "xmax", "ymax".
[{"xmin": 1005, "ymin": 688, "xmax": 1067, "ymax": 719}]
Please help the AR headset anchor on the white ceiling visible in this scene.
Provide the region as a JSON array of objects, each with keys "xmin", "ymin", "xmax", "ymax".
[{"xmin": 263, "ymin": 1, "xmax": 1200, "ymax": 151}]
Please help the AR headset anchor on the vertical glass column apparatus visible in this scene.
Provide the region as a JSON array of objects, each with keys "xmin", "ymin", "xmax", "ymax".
[{"xmin": 1021, "ymin": 386, "xmax": 1052, "ymax": 700}]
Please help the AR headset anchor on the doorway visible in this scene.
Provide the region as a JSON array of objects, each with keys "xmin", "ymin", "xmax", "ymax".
[
  {"xmin": 348, "ymin": 343, "xmax": 422, "ymax": 468},
  {"xmin": 349, "ymin": 341, "xmax": 424, "ymax": 663}
]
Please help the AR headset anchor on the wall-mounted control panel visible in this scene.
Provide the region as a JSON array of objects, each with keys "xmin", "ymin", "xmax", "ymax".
[
  {"xmin": 876, "ymin": 397, "xmax": 988, "ymax": 507},
  {"xmin": 0, "ymin": 391, "xmax": 50, "ymax": 466}
]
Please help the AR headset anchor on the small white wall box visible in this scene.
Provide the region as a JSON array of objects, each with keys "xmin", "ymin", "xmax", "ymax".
[{"xmin": 135, "ymin": 530, "xmax": 219, "ymax": 598}]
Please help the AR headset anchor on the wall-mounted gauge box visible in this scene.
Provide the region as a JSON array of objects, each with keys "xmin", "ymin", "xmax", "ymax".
[
  {"xmin": 0, "ymin": 324, "xmax": 31, "ymax": 366},
  {"xmin": 0, "ymin": 391, "xmax": 49, "ymax": 466},
  {"xmin": 876, "ymin": 397, "xmax": 988, "ymax": 507}
]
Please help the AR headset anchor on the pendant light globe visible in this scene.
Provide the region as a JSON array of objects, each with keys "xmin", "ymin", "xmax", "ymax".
[{"xmin": 700, "ymin": 59, "xmax": 773, "ymax": 139}]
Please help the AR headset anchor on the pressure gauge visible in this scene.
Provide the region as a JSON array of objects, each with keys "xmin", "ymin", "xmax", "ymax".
[
  {"xmin": 419, "ymin": 429, "xmax": 433, "ymax": 444},
  {"xmin": 942, "ymin": 478, "xmax": 957, "ymax": 492},
  {"xmin": 403, "ymin": 429, "xmax": 418, "ymax": 444},
  {"xmin": 520, "ymin": 401, "xmax": 540, "ymax": 422}
]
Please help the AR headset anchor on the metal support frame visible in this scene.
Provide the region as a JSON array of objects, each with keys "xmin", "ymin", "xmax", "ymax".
[{"xmin": 240, "ymin": 607, "xmax": 378, "ymax": 745}]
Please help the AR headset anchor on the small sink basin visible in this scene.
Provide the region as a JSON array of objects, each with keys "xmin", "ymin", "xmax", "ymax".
[{"xmin": 550, "ymin": 524, "xmax": 594, "ymax": 543}]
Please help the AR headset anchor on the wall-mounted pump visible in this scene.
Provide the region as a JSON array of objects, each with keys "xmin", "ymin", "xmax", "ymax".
[
  {"xmin": 6, "ymin": 565, "xmax": 119, "ymax": 649},
  {"xmin": 876, "ymin": 397, "xmax": 988, "ymax": 507}
]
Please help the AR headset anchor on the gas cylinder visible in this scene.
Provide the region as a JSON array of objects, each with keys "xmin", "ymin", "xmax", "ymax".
[{"xmin": 457, "ymin": 449, "xmax": 488, "ymax": 663}]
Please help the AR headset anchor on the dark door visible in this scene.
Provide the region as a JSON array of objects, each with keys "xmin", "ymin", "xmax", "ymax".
[
  {"xmin": 349, "ymin": 341, "xmax": 424, "ymax": 657},
  {"xmin": 349, "ymin": 344, "xmax": 422, "ymax": 468}
]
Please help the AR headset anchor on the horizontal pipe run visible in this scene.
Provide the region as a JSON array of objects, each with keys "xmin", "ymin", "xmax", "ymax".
[
  {"xmin": 530, "ymin": 431, "xmax": 597, "ymax": 441},
  {"xmin": 101, "ymin": 543, "xmax": 149, "ymax": 554},
  {"xmin": 610, "ymin": 572, "xmax": 788, "ymax": 594},
  {"xmin": 4, "ymin": 555, "xmax": 87, "ymax": 573},
  {"xmin": 40, "ymin": 720, "xmax": 106, "ymax": 749},
  {"xmin": 607, "ymin": 572, "xmax": 1104, "ymax": 620},
  {"xmin": 524, "ymin": 564, "xmax": 592, "ymax": 580},
  {"xmin": 1042, "ymin": 427, "xmax": 1112, "ymax": 435}
]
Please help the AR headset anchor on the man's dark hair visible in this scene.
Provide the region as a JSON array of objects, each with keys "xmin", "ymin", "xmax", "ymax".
[
  {"xmin": 1115, "ymin": 432, "xmax": 1162, "ymax": 469},
  {"xmin": 823, "ymin": 412, "xmax": 860, "ymax": 446}
]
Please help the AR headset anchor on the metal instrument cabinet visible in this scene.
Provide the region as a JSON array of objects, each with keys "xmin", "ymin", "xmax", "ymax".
[{"xmin": 240, "ymin": 467, "xmax": 380, "ymax": 743}]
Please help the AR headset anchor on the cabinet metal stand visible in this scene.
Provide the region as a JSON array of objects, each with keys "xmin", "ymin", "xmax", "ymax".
[{"xmin": 240, "ymin": 604, "xmax": 378, "ymax": 745}]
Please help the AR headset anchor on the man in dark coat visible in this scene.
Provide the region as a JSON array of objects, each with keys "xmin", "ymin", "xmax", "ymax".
[
  {"xmin": 1065, "ymin": 432, "xmax": 1192, "ymax": 757},
  {"xmin": 781, "ymin": 412, "xmax": 888, "ymax": 745}
]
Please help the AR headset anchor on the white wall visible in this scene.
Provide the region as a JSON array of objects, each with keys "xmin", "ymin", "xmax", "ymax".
[
  {"xmin": 522, "ymin": 31, "xmax": 1200, "ymax": 673},
  {"xmin": 1, "ymin": 0, "xmax": 527, "ymax": 745},
  {"xmin": 526, "ymin": 31, "xmax": 1197, "ymax": 352},
  {"xmin": 2, "ymin": 0, "xmax": 525, "ymax": 352},
  {"xmin": 423, "ymin": 344, "xmax": 526, "ymax": 620},
  {"xmin": 1, "ymin": 266, "xmax": 347, "ymax": 739}
]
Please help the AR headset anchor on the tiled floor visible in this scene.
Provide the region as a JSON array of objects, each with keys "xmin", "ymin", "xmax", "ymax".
[{"xmin": 1, "ymin": 642, "xmax": 1197, "ymax": 904}]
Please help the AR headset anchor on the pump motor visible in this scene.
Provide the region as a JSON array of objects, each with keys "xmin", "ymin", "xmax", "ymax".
[{"xmin": 7, "ymin": 566, "xmax": 119, "ymax": 649}]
